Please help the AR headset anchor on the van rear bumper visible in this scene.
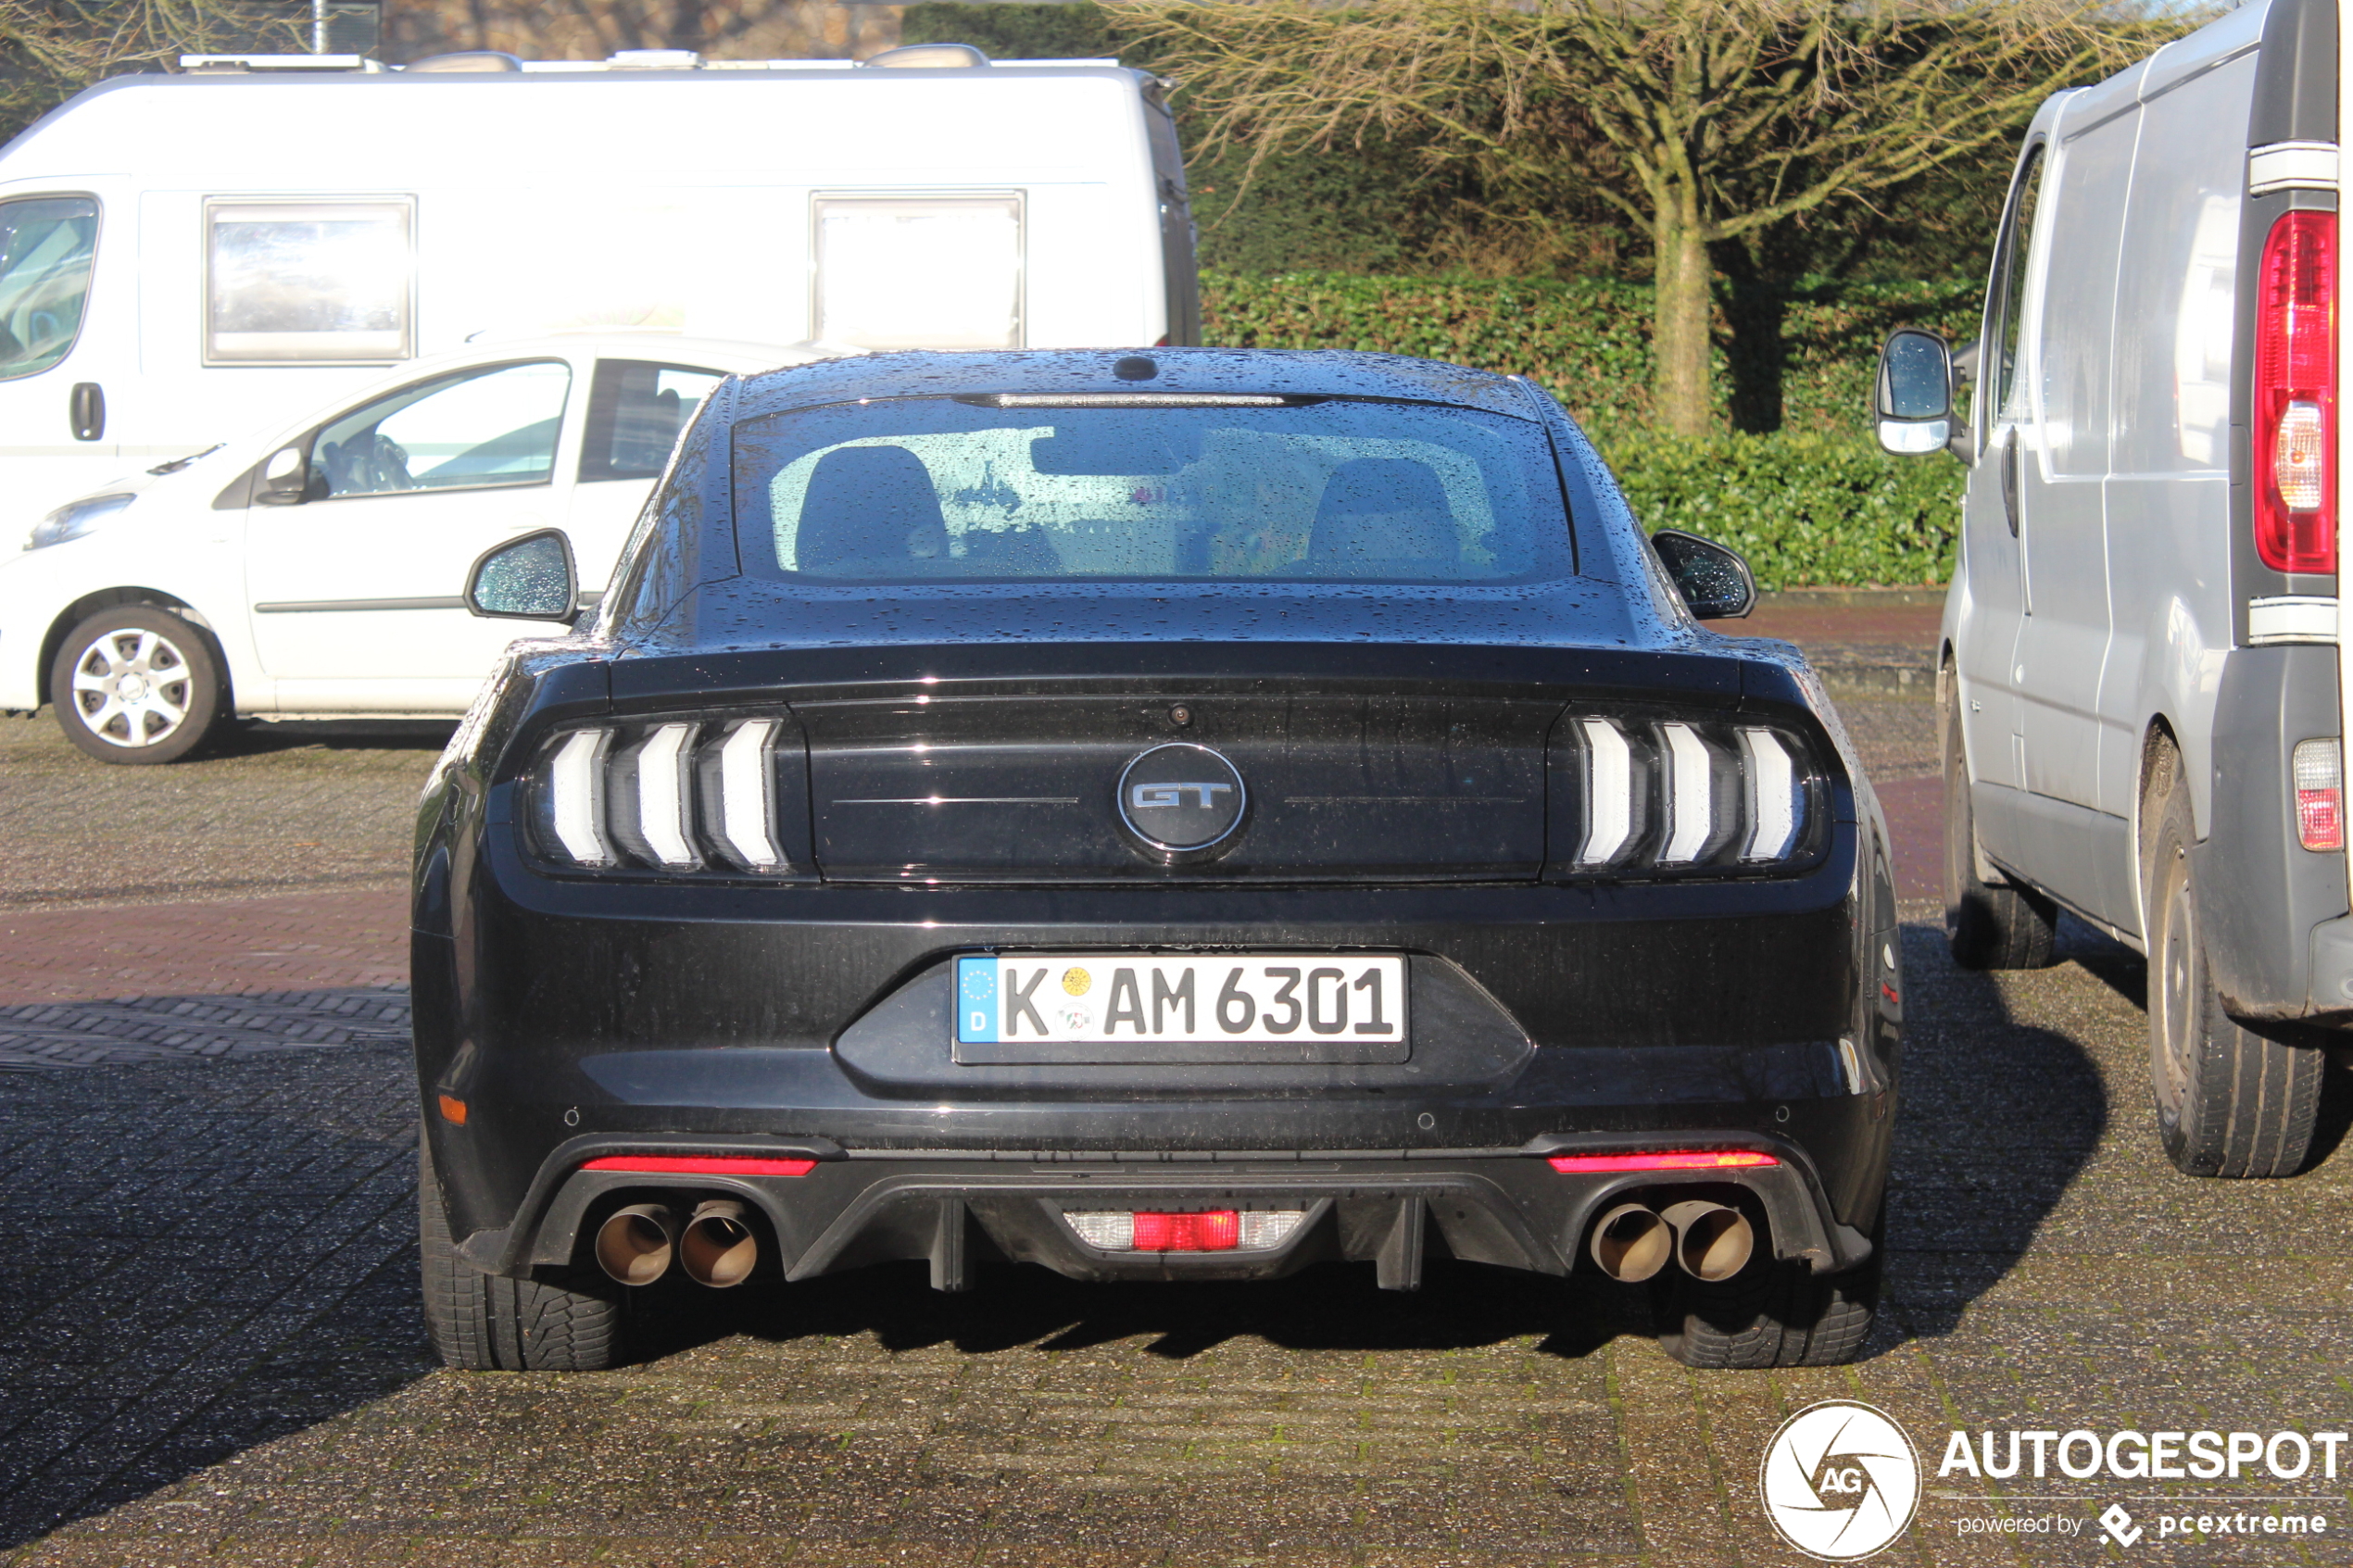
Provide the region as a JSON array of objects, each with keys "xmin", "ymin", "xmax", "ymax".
[{"xmin": 2198, "ymin": 646, "xmax": 2352, "ymax": 1024}]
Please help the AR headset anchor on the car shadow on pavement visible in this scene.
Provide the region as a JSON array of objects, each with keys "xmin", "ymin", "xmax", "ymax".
[
  {"xmin": 1871, "ymin": 919, "xmax": 2108, "ymax": 1343},
  {"xmin": 207, "ymin": 718, "xmax": 458, "ymax": 759},
  {"xmin": 621, "ymin": 1254, "xmax": 1643, "ymax": 1367},
  {"xmin": 0, "ymin": 1045, "xmax": 433, "ymax": 1550}
]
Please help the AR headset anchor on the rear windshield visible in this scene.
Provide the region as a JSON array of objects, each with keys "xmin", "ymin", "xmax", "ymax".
[{"xmin": 729, "ymin": 396, "xmax": 1573, "ymax": 583}]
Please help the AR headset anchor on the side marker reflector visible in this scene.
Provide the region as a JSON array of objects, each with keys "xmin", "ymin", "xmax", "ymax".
[
  {"xmin": 436, "ymin": 1094, "xmax": 467, "ymax": 1125},
  {"xmin": 1546, "ymin": 1150, "xmax": 1778, "ymax": 1173},
  {"xmin": 583, "ymin": 1155, "xmax": 817, "ymax": 1177}
]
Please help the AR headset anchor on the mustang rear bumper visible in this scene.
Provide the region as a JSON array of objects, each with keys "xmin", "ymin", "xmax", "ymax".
[
  {"xmin": 415, "ymin": 823, "xmax": 1902, "ymax": 1286},
  {"xmin": 456, "ymin": 1134, "xmax": 1877, "ymax": 1286}
]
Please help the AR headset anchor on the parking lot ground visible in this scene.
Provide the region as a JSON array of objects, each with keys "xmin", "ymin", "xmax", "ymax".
[{"xmin": 6, "ymin": 600, "xmax": 2350, "ymax": 1566}]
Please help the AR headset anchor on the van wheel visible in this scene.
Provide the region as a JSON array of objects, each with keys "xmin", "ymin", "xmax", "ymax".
[
  {"xmin": 419, "ymin": 1138, "xmax": 620, "ymax": 1371},
  {"xmin": 1652, "ymin": 1251, "xmax": 1881, "ymax": 1369},
  {"xmin": 1942, "ymin": 671, "xmax": 2056, "ymax": 968},
  {"xmin": 48, "ymin": 605, "xmax": 224, "ymax": 764},
  {"xmin": 2144, "ymin": 762, "xmax": 2324, "ymax": 1177}
]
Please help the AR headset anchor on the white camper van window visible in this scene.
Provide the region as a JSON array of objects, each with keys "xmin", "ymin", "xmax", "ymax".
[
  {"xmin": 812, "ymin": 195, "xmax": 1022, "ymax": 351},
  {"xmin": 0, "ymin": 197, "xmax": 99, "ymax": 382},
  {"xmin": 207, "ymin": 199, "xmax": 412, "ymax": 364},
  {"xmin": 310, "ymin": 360, "xmax": 570, "ymax": 500}
]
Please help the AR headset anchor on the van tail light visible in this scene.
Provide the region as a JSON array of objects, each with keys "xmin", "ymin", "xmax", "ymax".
[
  {"xmin": 2293, "ymin": 737, "xmax": 2343, "ymax": 850},
  {"xmin": 2253, "ymin": 210, "xmax": 2337, "ymax": 575}
]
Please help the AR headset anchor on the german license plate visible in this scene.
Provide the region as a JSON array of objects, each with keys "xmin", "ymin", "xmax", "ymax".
[{"xmin": 954, "ymin": 953, "xmax": 1408, "ymax": 1060}]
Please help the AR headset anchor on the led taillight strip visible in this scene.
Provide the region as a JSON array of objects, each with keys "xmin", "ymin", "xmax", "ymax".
[
  {"xmin": 582, "ymin": 1155, "xmax": 817, "ymax": 1176},
  {"xmin": 1546, "ymin": 1150, "xmax": 1779, "ymax": 1173},
  {"xmin": 2253, "ymin": 209, "xmax": 2337, "ymax": 575},
  {"xmin": 1572, "ymin": 718, "xmax": 1806, "ymax": 871},
  {"xmin": 538, "ymin": 717, "xmax": 789, "ymax": 872}
]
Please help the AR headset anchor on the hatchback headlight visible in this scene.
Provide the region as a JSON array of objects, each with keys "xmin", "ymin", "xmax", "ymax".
[{"xmin": 26, "ymin": 493, "xmax": 134, "ymax": 551}]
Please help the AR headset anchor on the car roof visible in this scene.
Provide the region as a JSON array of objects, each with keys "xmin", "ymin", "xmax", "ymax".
[{"xmin": 728, "ymin": 348, "xmax": 1543, "ymax": 421}]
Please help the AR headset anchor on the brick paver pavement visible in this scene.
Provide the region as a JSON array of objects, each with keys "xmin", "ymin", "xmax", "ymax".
[{"xmin": 10, "ymin": 602, "xmax": 2344, "ymax": 1566}]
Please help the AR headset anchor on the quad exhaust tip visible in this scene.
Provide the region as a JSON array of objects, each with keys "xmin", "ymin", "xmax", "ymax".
[
  {"xmin": 1588, "ymin": 1198, "xmax": 1755, "ymax": 1284},
  {"xmin": 679, "ymin": 1198, "xmax": 760, "ymax": 1288},
  {"xmin": 594, "ymin": 1202, "xmax": 679, "ymax": 1286}
]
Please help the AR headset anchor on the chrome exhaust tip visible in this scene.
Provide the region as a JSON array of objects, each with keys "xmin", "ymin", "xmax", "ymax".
[
  {"xmin": 1659, "ymin": 1199, "xmax": 1755, "ymax": 1283},
  {"xmin": 593, "ymin": 1202, "xmax": 679, "ymax": 1286},
  {"xmin": 679, "ymin": 1198, "xmax": 759, "ymax": 1288},
  {"xmin": 1588, "ymin": 1202, "xmax": 1673, "ymax": 1283}
]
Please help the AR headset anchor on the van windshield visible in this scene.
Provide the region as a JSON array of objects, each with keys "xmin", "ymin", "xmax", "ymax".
[
  {"xmin": 730, "ymin": 396, "xmax": 1572, "ymax": 584},
  {"xmin": 0, "ymin": 198, "xmax": 98, "ymax": 382}
]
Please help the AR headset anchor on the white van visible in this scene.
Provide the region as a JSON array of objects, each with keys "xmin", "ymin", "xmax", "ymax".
[
  {"xmin": 1873, "ymin": 0, "xmax": 2343, "ymax": 1178},
  {"xmin": 0, "ymin": 44, "xmax": 1199, "ymax": 532}
]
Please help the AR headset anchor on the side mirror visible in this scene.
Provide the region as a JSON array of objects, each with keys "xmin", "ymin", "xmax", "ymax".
[
  {"xmin": 465, "ymin": 528, "xmax": 580, "ymax": 623},
  {"xmin": 255, "ymin": 443, "xmax": 308, "ymax": 506},
  {"xmin": 1874, "ymin": 328, "xmax": 1954, "ymax": 457},
  {"xmin": 1651, "ymin": 528, "xmax": 1756, "ymax": 621}
]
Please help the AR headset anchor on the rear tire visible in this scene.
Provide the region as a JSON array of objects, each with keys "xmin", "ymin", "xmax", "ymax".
[
  {"xmin": 419, "ymin": 1138, "xmax": 620, "ymax": 1371},
  {"xmin": 2143, "ymin": 760, "xmax": 2324, "ymax": 1177},
  {"xmin": 1942, "ymin": 668, "xmax": 2056, "ymax": 969},
  {"xmin": 1652, "ymin": 1250, "xmax": 1881, "ymax": 1369},
  {"xmin": 48, "ymin": 605, "xmax": 225, "ymax": 764}
]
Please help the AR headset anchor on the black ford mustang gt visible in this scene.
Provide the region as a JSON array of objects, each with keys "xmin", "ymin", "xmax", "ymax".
[{"xmin": 414, "ymin": 348, "xmax": 1900, "ymax": 1373}]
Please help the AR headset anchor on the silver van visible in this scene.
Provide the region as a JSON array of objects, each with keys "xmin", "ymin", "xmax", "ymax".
[{"xmin": 1877, "ymin": 0, "xmax": 2342, "ymax": 1177}]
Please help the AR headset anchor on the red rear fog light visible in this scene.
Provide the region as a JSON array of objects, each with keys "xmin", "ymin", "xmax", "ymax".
[
  {"xmin": 1546, "ymin": 1150, "xmax": 1779, "ymax": 1173},
  {"xmin": 582, "ymin": 1155, "xmax": 816, "ymax": 1177},
  {"xmin": 1131, "ymin": 1210, "xmax": 1239, "ymax": 1251}
]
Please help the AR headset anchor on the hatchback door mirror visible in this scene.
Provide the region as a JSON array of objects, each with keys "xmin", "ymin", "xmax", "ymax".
[
  {"xmin": 1874, "ymin": 329, "xmax": 1955, "ymax": 457},
  {"xmin": 466, "ymin": 528, "xmax": 580, "ymax": 623},
  {"xmin": 255, "ymin": 444, "xmax": 308, "ymax": 506},
  {"xmin": 1652, "ymin": 528, "xmax": 1756, "ymax": 621}
]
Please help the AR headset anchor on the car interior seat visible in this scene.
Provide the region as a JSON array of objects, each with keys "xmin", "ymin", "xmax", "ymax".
[
  {"xmin": 793, "ymin": 445, "xmax": 950, "ymax": 573},
  {"xmin": 1306, "ymin": 458, "xmax": 1460, "ymax": 574}
]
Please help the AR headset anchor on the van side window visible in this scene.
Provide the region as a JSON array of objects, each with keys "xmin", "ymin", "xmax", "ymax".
[
  {"xmin": 206, "ymin": 198, "xmax": 413, "ymax": 364},
  {"xmin": 1991, "ymin": 146, "xmax": 2045, "ymax": 426},
  {"xmin": 309, "ymin": 360, "xmax": 570, "ymax": 500},
  {"xmin": 578, "ymin": 360, "xmax": 724, "ymax": 483},
  {"xmin": 0, "ymin": 196, "xmax": 99, "ymax": 382}
]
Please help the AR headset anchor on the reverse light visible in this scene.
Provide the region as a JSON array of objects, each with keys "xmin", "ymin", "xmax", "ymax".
[
  {"xmin": 1546, "ymin": 1150, "xmax": 1780, "ymax": 1173},
  {"xmin": 1064, "ymin": 1209, "xmax": 1305, "ymax": 1252},
  {"xmin": 2253, "ymin": 209, "xmax": 2336, "ymax": 574},
  {"xmin": 582, "ymin": 1155, "xmax": 817, "ymax": 1176},
  {"xmin": 2293, "ymin": 737, "xmax": 2343, "ymax": 851}
]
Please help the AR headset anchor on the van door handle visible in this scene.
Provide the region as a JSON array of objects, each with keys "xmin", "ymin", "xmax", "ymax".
[
  {"xmin": 2000, "ymin": 427, "xmax": 2020, "ymax": 537},
  {"xmin": 69, "ymin": 383, "xmax": 105, "ymax": 443}
]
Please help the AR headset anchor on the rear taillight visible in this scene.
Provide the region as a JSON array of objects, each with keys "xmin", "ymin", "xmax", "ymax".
[
  {"xmin": 2254, "ymin": 209, "xmax": 2337, "ymax": 575},
  {"xmin": 2293, "ymin": 737, "xmax": 2343, "ymax": 851},
  {"xmin": 1557, "ymin": 714, "xmax": 1820, "ymax": 877},
  {"xmin": 530, "ymin": 716, "xmax": 795, "ymax": 873}
]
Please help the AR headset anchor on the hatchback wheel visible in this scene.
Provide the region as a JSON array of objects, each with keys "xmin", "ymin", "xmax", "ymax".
[
  {"xmin": 48, "ymin": 606, "xmax": 223, "ymax": 764},
  {"xmin": 419, "ymin": 1138, "xmax": 621, "ymax": 1371},
  {"xmin": 2143, "ymin": 759, "xmax": 2324, "ymax": 1177}
]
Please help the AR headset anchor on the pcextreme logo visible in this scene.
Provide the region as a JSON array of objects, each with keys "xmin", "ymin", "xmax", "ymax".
[{"xmin": 1759, "ymin": 1400, "xmax": 1923, "ymax": 1561}]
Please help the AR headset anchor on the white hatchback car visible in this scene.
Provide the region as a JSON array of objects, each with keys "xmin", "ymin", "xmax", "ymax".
[{"xmin": 0, "ymin": 334, "xmax": 820, "ymax": 762}]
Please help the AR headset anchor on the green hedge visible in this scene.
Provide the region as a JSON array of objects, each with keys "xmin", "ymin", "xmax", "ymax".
[
  {"xmin": 1601, "ymin": 433, "xmax": 1961, "ymax": 590},
  {"xmin": 1200, "ymin": 269, "xmax": 1971, "ymax": 585}
]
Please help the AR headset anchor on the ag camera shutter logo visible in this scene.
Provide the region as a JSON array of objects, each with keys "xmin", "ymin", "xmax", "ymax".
[{"xmin": 1759, "ymin": 1400, "xmax": 1922, "ymax": 1561}]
